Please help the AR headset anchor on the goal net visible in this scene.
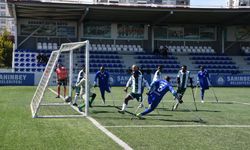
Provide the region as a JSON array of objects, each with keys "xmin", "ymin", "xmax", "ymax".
[{"xmin": 30, "ymin": 41, "xmax": 90, "ymax": 118}]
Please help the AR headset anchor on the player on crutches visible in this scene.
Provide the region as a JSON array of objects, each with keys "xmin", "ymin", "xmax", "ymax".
[
  {"xmin": 118, "ymin": 70, "xmax": 150, "ymax": 114},
  {"xmin": 197, "ymin": 65, "xmax": 210, "ymax": 103},
  {"xmin": 172, "ymin": 65, "xmax": 194, "ymax": 111}
]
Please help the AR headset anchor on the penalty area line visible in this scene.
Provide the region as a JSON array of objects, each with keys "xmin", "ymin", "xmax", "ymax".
[
  {"xmin": 104, "ymin": 124, "xmax": 250, "ymax": 128},
  {"xmin": 48, "ymin": 88, "xmax": 133, "ymax": 150}
]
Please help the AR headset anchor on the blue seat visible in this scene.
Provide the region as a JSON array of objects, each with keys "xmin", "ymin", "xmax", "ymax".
[
  {"xmin": 15, "ymin": 54, "xmax": 19, "ymax": 57},
  {"xmin": 15, "ymin": 63, "xmax": 19, "ymax": 66},
  {"xmin": 31, "ymin": 63, "xmax": 36, "ymax": 67},
  {"xmin": 20, "ymin": 63, "xmax": 25, "ymax": 67},
  {"xmin": 25, "ymin": 63, "xmax": 30, "ymax": 67},
  {"xmin": 37, "ymin": 64, "xmax": 42, "ymax": 67},
  {"xmin": 20, "ymin": 54, "xmax": 25, "ymax": 57},
  {"xmin": 92, "ymin": 64, "xmax": 97, "ymax": 67},
  {"xmin": 31, "ymin": 54, "xmax": 36, "ymax": 57}
]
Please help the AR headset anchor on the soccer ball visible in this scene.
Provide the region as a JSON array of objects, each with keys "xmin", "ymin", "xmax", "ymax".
[{"xmin": 64, "ymin": 96, "xmax": 72, "ymax": 103}]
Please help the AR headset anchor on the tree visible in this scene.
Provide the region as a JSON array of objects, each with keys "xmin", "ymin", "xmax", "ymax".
[{"xmin": 0, "ymin": 29, "xmax": 13, "ymax": 67}]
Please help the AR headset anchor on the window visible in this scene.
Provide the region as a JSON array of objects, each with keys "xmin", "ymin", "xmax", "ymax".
[
  {"xmin": 0, "ymin": 4, "xmax": 5, "ymax": 9},
  {"xmin": 0, "ymin": 11, "xmax": 6, "ymax": 16},
  {"xmin": 83, "ymin": 22, "xmax": 111, "ymax": 38},
  {"xmin": 117, "ymin": 23, "xmax": 144, "ymax": 39}
]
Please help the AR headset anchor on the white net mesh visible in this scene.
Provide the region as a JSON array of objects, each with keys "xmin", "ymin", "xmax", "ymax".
[{"xmin": 30, "ymin": 41, "xmax": 89, "ymax": 118}]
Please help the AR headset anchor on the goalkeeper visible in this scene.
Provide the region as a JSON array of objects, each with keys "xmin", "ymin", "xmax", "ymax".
[
  {"xmin": 137, "ymin": 76, "xmax": 182, "ymax": 118},
  {"xmin": 73, "ymin": 66, "xmax": 96, "ymax": 111}
]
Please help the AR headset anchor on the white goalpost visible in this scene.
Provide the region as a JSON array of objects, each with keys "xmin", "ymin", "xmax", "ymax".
[{"xmin": 30, "ymin": 40, "xmax": 90, "ymax": 118}]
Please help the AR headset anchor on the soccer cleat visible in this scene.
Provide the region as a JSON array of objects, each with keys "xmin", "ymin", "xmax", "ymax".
[
  {"xmin": 72, "ymin": 103, "xmax": 78, "ymax": 107},
  {"xmin": 118, "ymin": 110, "xmax": 125, "ymax": 114},
  {"xmin": 78, "ymin": 107, "xmax": 83, "ymax": 112},
  {"xmin": 136, "ymin": 113, "xmax": 142, "ymax": 118},
  {"xmin": 172, "ymin": 102, "xmax": 179, "ymax": 111},
  {"xmin": 102, "ymin": 98, "xmax": 105, "ymax": 104},
  {"xmin": 56, "ymin": 96, "xmax": 60, "ymax": 98},
  {"xmin": 89, "ymin": 103, "xmax": 93, "ymax": 108},
  {"xmin": 201, "ymin": 100, "xmax": 204, "ymax": 103},
  {"xmin": 139, "ymin": 103, "xmax": 144, "ymax": 108},
  {"xmin": 179, "ymin": 99, "xmax": 183, "ymax": 104}
]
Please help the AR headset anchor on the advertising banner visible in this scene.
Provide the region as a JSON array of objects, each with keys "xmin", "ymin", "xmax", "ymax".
[
  {"xmin": 0, "ymin": 73, "xmax": 34, "ymax": 86},
  {"xmin": 109, "ymin": 74, "xmax": 152, "ymax": 86},
  {"xmin": 210, "ymin": 75, "xmax": 250, "ymax": 87}
]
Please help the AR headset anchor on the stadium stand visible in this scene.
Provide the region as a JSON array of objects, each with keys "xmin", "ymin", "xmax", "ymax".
[
  {"xmin": 13, "ymin": 44, "xmax": 245, "ymax": 75},
  {"xmin": 90, "ymin": 44, "xmax": 144, "ymax": 52},
  {"xmin": 242, "ymin": 46, "xmax": 250, "ymax": 54},
  {"xmin": 159, "ymin": 45, "xmax": 215, "ymax": 54},
  {"xmin": 189, "ymin": 54, "xmax": 240, "ymax": 74},
  {"xmin": 134, "ymin": 52, "xmax": 180, "ymax": 73}
]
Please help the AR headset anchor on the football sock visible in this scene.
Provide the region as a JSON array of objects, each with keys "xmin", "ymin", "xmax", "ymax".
[
  {"xmin": 74, "ymin": 95, "xmax": 78, "ymax": 104},
  {"xmin": 90, "ymin": 94, "xmax": 96, "ymax": 105},
  {"xmin": 121, "ymin": 103, "xmax": 127, "ymax": 111},
  {"xmin": 57, "ymin": 86, "xmax": 60, "ymax": 96}
]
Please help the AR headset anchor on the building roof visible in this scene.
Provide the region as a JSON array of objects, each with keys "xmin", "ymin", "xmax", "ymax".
[{"xmin": 7, "ymin": 0, "xmax": 250, "ymax": 25}]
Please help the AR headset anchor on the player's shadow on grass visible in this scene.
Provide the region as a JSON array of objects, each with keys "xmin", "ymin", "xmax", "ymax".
[
  {"xmin": 148, "ymin": 114, "xmax": 173, "ymax": 117},
  {"xmin": 156, "ymin": 108, "xmax": 169, "ymax": 111},
  {"xmin": 211, "ymin": 102, "xmax": 234, "ymax": 104},
  {"xmin": 91, "ymin": 110, "xmax": 115, "ymax": 114},
  {"xmin": 147, "ymin": 118, "xmax": 206, "ymax": 124},
  {"xmin": 176, "ymin": 109, "xmax": 221, "ymax": 113},
  {"xmin": 93, "ymin": 105, "xmax": 133, "ymax": 108},
  {"xmin": 93, "ymin": 116, "xmax": 138, "ymax": 120}
]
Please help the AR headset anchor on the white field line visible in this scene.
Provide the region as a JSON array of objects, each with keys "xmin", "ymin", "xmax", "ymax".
[
  {"xmin": 104, "ymin": 125, "xmax": 250, "ymax": 128},
  {"xmin": 48, "ymin": 88, "xmax": 133, "ymax": 150},
  {"xmin": 48, "ymin": 88, "xmax": 85, "ymax": 116},
  {"xmin": 232, "ymin": 101, "xmax": 250, "ymax": 106}
]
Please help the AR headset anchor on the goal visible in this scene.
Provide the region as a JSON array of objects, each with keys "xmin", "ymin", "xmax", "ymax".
[{"xmin": 30, "ymin": 41, "xmax": 90, "ymax": 118}]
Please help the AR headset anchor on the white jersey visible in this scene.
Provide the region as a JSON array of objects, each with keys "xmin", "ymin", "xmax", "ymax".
[
  {"xmin": 126, "ymin": 74, "xmax": 150, "ymax": 94},
  {"xmin": 151, "ymin": 70, "xmax": 162, "ymax": 85},
  {"xmin": 76, "ymin": 70, "xmax": 85, "ymax": 83},
  {"xmin": 177, "ymin": 70, "xmax": 190, "ymax": 88},
  {"xmin": 76, "ymin": 70, "xmax": 93, "ymax": 91}
]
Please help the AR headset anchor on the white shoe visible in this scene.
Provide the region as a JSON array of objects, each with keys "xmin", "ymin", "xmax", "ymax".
[
  {"xmin": 172, "ymin": 102, "xmax": 179, "ymax": 111},
  {"xmin": 139, "ymin": 103, "xmax": 144, "ymax": 108},
  {"xmin": 201, "ymin": 100, "xmax": 204, "ymax": 103}
]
